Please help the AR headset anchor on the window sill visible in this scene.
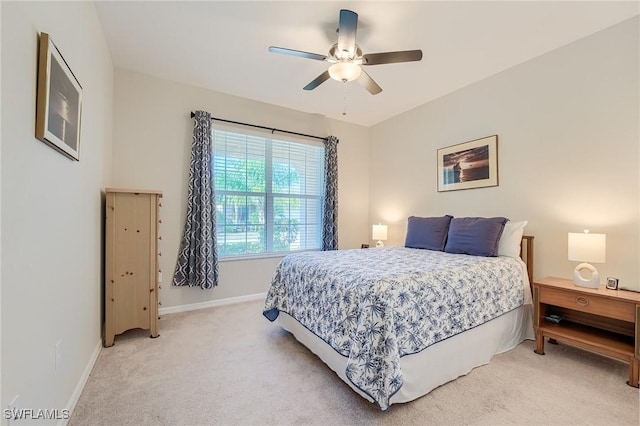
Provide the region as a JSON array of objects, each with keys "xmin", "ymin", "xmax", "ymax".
[{"xmin": 219, "ymin": 249, "xmax": 320, "ymax": 262}]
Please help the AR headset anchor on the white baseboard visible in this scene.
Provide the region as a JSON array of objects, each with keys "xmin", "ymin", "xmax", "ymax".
[
  {"xmin": 60, "ymin": 339, "xmax": 102, "ymax": 426},
  {"xmin": 159, "ymin": 292, "xmax": 266, "ymax": 315}
]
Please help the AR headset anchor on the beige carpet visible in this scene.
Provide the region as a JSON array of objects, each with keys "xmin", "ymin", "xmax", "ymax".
[{"xmin": 70, "ymin": 300, "xmax": 639, "ymax": 425}]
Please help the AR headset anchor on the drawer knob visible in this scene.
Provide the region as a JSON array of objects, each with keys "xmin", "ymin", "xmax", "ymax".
[{"xmin": 576, "ymin": 296, "xmax": 589, "ymax": 307}]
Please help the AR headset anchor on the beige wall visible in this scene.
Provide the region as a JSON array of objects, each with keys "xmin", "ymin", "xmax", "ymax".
[
  {"xmin": 370, "ymin": 17, "xmax": 639, "ymax": 289},
  {"xmin": 112, "ymin": 69, "xmax": 370, "ymax": 308},
  {"xmin": 1, "ymin": 1, "xmax": 113, "ymax": 421}
]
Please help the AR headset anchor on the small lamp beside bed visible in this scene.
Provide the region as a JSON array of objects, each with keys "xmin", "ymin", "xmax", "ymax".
[
  {"xmin": 568, "ymin": 230, "xmax": 606, "ymax": 288},
  {"xmin": 372, "ymin": 223, "xmax": 388, "ymax": 247}
]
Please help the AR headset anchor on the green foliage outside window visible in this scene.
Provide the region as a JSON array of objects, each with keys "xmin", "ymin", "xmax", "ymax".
[{"xmin": 215, "ymin": 156, "xmax": 301, "ymax": 255}]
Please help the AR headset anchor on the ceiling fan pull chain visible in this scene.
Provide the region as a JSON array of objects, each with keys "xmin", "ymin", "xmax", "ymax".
[{"xmin": 342, "ymin": 81, "xmax": 348, "ymax": 116}]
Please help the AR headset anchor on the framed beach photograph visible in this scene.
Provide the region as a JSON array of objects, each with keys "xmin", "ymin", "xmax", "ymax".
[
  {"xmin": 35, "ymin": 32, "xmax": 83, "ymax": 161},
  {"xmin": 437, "ymin": 135, "xmax": 498, "ymax": 192}
]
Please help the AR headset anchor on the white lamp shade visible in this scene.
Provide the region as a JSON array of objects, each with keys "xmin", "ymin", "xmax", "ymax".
[
  {"xmin": 328, "ymin": 62, "xmax": 362, "ymax": 82},
  {"xmin": 568, "ymin": 232, "xmax": 606, "ymax": 263},
  {"xmin": 372, "ymin": 224, "xmax": 388, "ymax": 241}
]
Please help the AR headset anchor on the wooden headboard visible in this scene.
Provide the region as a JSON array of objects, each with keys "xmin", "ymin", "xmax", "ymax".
[{"xmin": 520, "ymin": 235, "xmax": 534, "ymax": 286}]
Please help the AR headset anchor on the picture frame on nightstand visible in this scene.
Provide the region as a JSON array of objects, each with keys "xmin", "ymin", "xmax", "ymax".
[{"xmin": 606, "ymin": 277, "xmax": 619, "ymax": 290}]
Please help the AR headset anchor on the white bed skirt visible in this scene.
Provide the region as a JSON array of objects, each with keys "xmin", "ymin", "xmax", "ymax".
[{"xmin": 277, "ymin": 304, "xmax": 535, "ymax": 407}]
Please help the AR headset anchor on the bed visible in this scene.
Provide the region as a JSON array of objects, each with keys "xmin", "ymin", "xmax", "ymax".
[{"xmin": 263, "ymin": 217, "xmax": 534, "ymax": 411}]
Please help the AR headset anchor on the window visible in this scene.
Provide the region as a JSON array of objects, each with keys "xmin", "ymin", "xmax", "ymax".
[{"xmin": 213, "ymin": 128, "xmax": 324, "ymax": 257}]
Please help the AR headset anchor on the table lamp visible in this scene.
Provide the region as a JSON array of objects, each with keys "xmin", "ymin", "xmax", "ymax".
[
  {"xmin": 568, "ymin": 230, "xmax": 606, "ymax": 288},
  {"xmin": 372, "ymin": 224, "xmax": 388, "ymax": 248}
]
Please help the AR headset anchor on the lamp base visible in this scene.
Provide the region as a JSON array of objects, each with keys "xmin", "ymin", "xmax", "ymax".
[
  {"xmin": 376, "ymin": 240, "xmax": 384, "ymax": 248},
  {"xmin": 573, "ymin": 263, "xmax": 600, "ymax": 288}
]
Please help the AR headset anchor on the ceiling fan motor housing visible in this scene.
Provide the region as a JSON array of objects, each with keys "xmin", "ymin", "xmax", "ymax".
[{"xmin": 328, "ymin": 44, "xmax": 363, "ymax": 63}]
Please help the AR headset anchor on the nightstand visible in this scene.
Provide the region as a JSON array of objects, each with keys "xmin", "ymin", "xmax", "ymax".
[{"xmin": 533, "ymin": 276, "xmax": 640, "ymax": 387}]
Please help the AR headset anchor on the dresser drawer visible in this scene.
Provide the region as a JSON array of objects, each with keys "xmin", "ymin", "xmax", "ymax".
[{"xmin": 538, "ymin": 287, "xmax": 635, "ymax": 322}]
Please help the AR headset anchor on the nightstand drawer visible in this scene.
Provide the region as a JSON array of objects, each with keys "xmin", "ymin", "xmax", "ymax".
[{"xmin": 538, "ymin": 287, "xmax": 635, "ymax": 322}]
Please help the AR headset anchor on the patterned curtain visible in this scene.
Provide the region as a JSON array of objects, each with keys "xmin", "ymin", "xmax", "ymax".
[
  {"xmin": 322, "ymin": 135, "xmax": 339, "ymax": 251},
  {"xmin": 173, "ymin": 110, "xmax": 219, "ymax": 289}
]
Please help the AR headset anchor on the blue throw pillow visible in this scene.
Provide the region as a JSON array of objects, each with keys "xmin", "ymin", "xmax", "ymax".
[
  {"xmin": 404, "ymin": 215, "xmax": 453, "ymax": 251},
  {"xmin": 445, "ymin": 217, "xmax": 508, "ymax": 257}
]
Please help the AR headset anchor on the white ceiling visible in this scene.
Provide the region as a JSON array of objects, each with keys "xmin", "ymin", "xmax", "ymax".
[{"xmin": 95, "ymin": 1, "xmax": 639, "ymax": 127}]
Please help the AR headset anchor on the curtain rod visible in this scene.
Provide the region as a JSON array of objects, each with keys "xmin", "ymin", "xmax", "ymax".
[{"xmin": 190, "ymin": 112, "xmax": 329, "ymax": 142}]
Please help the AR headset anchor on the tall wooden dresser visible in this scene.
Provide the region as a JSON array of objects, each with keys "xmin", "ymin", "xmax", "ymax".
[{"xmin": 104, "ymin": 188, "xmax": 162, "ymax": 347}]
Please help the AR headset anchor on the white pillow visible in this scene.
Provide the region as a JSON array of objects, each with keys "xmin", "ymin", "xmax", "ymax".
[{"xmin": 498, "ymin": 220, "xmax": 528, "ymax": 258}]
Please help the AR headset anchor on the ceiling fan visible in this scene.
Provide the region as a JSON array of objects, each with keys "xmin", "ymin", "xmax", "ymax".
[{"xmin": 269, "ymin": 9, "xmax": 422, "ymax": 95}]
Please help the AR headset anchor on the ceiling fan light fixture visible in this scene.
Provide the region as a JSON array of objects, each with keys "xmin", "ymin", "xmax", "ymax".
[{"xmin": 328, "ymin": 62, "xmax": 361, "ymax": 82}]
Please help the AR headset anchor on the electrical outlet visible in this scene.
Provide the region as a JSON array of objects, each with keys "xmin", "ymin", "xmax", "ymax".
[
  {"xmin": 7, "ymin": 394, "xmax": 20, "ymax": 426},
  {"xmin": 55, "ymin": 339, "xmax": 63, "ymax": 370}
]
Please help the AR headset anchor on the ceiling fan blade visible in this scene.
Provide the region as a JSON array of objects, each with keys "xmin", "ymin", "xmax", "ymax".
[
  {"xmin": 356, "ymin": 70, "xmax": 382, "ymax": 95},
  {"xmin": 337, "ymin": 9, "xmax": 358, "ymax": 57},
  {"xmin": 362, "ymin": 50, "xmax": 423, "ymax": 65},
  {"xmin": 303, "ymin": 71, "xmax": 331, "ymax": 91},
  {"xmin": 268, "ymin": 46, "xmax": 327, "ymax": 61}
]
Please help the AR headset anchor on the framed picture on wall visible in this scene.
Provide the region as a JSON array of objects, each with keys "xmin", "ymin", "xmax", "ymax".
[
  {"xmin": 437, "ymin": 135, "xmax": 498, "ymax": 192},
  {"xmin": 35, "ymin": 32, "xmax": 83, "ymax": 161}
]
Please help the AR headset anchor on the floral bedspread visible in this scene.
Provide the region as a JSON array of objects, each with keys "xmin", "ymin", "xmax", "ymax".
[{"xmin": 263, "ymin": 247, "xmax": 525, "ymax": 410}]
